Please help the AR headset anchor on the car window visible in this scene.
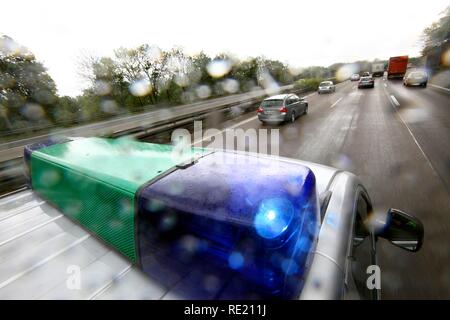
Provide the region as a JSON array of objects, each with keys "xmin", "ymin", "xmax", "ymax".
[
  {"xmin": 286, "ymin": 97, "xmax": 293, "ymax": 105},
  {"xmin": 261, "ymin": 99, "xmax": 283, "ymax": 107},
  {"xmin": 346, "ymin": 193, "xmax": 376, "ymax": 300}
]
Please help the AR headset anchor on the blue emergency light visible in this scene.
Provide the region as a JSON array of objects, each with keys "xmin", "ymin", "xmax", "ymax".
[{"xmin": 136, "ymin": 151, "xmax": 320, "ymax": 299}]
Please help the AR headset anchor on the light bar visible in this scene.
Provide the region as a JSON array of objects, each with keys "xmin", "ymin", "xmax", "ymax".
[{"xmin": 26, "ymin": 138, "xmax": 320, "ymax": 298}]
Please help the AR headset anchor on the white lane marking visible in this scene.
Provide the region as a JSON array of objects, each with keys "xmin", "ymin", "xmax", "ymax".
[
  {"xmin": 192, "ymin": 89, "xmax": 322, "ymax": 146},
  {"xmin": 383, "ymin": 87, "xmax": 440, "ymax": 179},
  {"xmin": 191, "ymin": 115, "xmax": 258, "ymax": 146},
  {"xmin": 390, "ymin": 95, "xmax": 400, "ymax": 106},
  {"xmin": 429, "ymin": 84, "xmax": 450, "ymax": 92},
  {"xmin": 384, "ymin": 83, "xmax": 387, "ymax": 87},
  {"xmin": 192, "ymin": 88, "xmax": 330, "ymax": 146},
  {"xmin": 192, "ymin": 82, "xmax": 352, "ymax": 146},
  {"xmin": 330, "ymin": 97, "xmax": 343, "ymax": 109}
]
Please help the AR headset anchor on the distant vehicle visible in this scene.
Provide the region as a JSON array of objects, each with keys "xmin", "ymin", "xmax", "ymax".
[
  {"xmin": 0, "ymin": 137, "xmax": 424, "ymax": 299},
  {"xmin": 361, "ymin": 72, "xmax": 371, "ymax": 77},
  {"xmin": 350, "ymin": 74, "xmax": 360, "ymax": 81},
  {"xmin": 403, "ymin": 70, "xmax": 428, "ymax": 87},
  {"xmin": 387, "ymin": 56, "xmax": 409, "ymax": 79},
  {"xmin": 358, "ymin": 76, "xmax": 375, "ymax": 88},
  {"xmin": 371, "ymin": 63, "xmax": 385, "ymax": 77},
  {"xmin": 257, "ymin": 94, "xmax": 308, "ymax": 123},
  {"xmin": 318, "ymin": 81, "xmax": 336, "ymax": 94}
]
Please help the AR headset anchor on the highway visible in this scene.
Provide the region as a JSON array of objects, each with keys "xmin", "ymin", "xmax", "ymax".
[
  {"xmin": 191, "ymin": 78, "xmax": 450, "ymax": 299},
  {"xmin": 1, "ymin": 76, "xmax": 448, "ymax": 299},
  {"xmin": 0, "ymin": 84, "xmax": 294, "ymax": 162},
  {"xmin": 0, "ymin": 84, "xmax": 295, "ymax": 194}
]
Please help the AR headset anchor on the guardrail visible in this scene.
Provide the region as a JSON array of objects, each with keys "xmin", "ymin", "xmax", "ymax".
[
  {"xmin": 0, "ymin": 84, "xmax": 304, "ymax": 160},
  {"xmin": 0, "ymin": 83, "xmax": 312, "ymax": 194}
]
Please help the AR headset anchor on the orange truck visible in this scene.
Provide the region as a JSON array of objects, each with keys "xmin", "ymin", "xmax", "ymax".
[{"xmin": 387, "ymin": 56, "xmax": 409, "ymax": 79}]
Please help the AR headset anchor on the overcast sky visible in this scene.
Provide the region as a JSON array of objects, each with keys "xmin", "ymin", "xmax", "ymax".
[{"xmin": 1, "ymin": 0, "xmax": 448, "ymax": 96}]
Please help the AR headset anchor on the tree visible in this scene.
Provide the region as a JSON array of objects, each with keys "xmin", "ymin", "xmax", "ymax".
[
  {"xmin": 421, "ymin": 6, "xmax": 450, "ymax": 56},
  {"xmin": 189, "ymin": 51, "xmax": 214, "ymax": 86},
  {"xmin": 54, "ymin": 96, "xmax": 79, "ymax": 123},
  {"xmin": 420, "ymin": 6, "xmax": 450, "ymax": 70},
  {"xmin": 260, "ymin": 58, "xmax": 293, "ymax": 84},
  {"xmin": 0, "ymin": 35, "xmax": 59, "ymax": 131},
  {"xmin": 231, "ymin": 57, "xmax": 259, "ymax": 92},
  {"xmin": 115, "ymin": 44, "xmax": 170, "ymax": 104}
]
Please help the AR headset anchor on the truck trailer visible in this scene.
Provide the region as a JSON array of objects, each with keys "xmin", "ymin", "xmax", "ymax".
[
  {"xmin": 371, "ymin": 63, "xmax": 385, "ymax": 77},
  {"xmin": 387, "ymin": 56, "xmax": 409, "ymax": 79}
]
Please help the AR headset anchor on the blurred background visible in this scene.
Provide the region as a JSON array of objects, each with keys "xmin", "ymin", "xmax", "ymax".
[{"xmin": 0, "ymin": 0, "xmax": 449, "ymax": 299}]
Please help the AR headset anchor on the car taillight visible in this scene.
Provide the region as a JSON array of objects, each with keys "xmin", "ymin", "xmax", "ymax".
[
  {"xmin": 257, "ymin": 107, "xmax": 264, "ymax": 113},
  {"xmin": 279, "ymin": 107, "xmax": 287, "ymax": 113}
]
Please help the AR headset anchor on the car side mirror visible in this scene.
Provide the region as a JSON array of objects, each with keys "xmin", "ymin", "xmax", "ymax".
[{"xmin": 377, "ymin": 209, "xmax": 424, "ymax": 252}]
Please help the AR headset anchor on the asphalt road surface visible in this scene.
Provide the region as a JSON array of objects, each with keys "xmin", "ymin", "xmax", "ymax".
[
  {"xmin": 0, "ymin": 85, "xmax": 293, "ymax": 162},
  {"xmin": 1, "ymin": 77, "xmax": 448, "ymax": 299},
  {"xmin": 193, "ymin": 78, "xmax": 450, "ymax": 299}
]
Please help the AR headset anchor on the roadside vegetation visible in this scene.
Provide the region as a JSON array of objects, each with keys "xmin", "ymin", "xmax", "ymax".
[{"xmin": 0, "ymin": 37, "xmax": 383, "ymax": 139}]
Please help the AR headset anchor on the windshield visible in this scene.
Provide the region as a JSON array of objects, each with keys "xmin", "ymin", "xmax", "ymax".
[
  {"xmin": 409, "ymin": 72, "xmax": 426, "ymax": 77},
  {"xmin": 261, "ymin": 99, "xmax": 283, "ymax": 107},
  {"xmin": 320, "ymin": 81, "xmax": 332, "ymax": 86}
]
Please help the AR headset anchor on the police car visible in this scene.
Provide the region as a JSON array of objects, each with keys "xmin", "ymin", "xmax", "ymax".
[{"xmin": 0, "ymin": 137, "xmax": 423, "ymax": 299}]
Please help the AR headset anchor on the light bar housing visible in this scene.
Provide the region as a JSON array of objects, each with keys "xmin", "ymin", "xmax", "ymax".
[{"xmin": 26, "ymin": 138, "xmax": 320, "ymax": 298}]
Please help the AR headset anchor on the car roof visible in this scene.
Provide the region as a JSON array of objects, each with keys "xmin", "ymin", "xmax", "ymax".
[
  {"xmin": 264, "ymin": 94, "xmax": 290, "ymax": 100},
  {"xmin": 0, "ymin": 188, "xmax": 164, "ymax": 299}
]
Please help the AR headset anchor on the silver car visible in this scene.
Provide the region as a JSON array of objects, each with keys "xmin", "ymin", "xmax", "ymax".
[
  {"xmin": 318, "ymin": 81, "xmax": 336, "ymax": 94},
  {"xmin": 358, "ymin": 76, "xmax": 375, "ymax": 89},
  {"xmin": 257, "ymin": 94, "xmax": 308, "ymax": 124},
  {"xmin": 403, "ymin": 71, "xmax": 428, "ymax": 87},
  {"xmin": 0, "ymin": 150, "xmax": 423, "ymax": 300}
]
